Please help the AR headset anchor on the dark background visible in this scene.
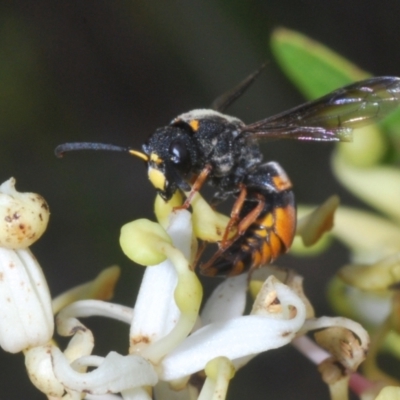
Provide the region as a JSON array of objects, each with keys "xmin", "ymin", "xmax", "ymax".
[{"xmin": 1, "ymin": 1, "xmax": 399, "ymax": 399}]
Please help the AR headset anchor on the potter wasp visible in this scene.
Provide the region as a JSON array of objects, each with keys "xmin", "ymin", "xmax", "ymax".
[{"xmin": 55, "ymin": 68, "xmax": 400, "ymax": 276}]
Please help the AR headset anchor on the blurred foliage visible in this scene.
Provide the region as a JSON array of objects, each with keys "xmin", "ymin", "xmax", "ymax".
[
  {"xmin": 271, "ymin": 27, "xmax": 400, "ymax": 164},
  {"xmin": 271, "ymin": 29, "xmax": 400, "ymax": 389}
]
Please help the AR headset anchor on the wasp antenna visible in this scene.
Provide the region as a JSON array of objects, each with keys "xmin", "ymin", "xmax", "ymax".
[
  {"xmin": 55, "ymin": 142, "xmax": 131, "ymax": 158},
  {"xmin": 211, "ymin": 63, "xmax": 268, "ymax": 112},
  {"xmin": 129, "ymin": 149, "xmax": 149, "ymax": 162}
]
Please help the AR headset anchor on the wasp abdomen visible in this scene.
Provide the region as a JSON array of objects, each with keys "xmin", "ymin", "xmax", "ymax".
[{"xmin": 201, "ymin": 162, "xmax": 296, "ymax": 277}]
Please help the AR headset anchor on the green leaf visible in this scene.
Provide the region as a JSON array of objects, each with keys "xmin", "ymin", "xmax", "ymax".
[{"xmin": 270, "ymin": 27, "xmax": 370, "ymax": 100}]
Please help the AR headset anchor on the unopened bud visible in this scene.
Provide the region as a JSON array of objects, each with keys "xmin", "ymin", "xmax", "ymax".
[{"xmin": 0, "ymin": 178, "xmax": 50, "ymax": 249}]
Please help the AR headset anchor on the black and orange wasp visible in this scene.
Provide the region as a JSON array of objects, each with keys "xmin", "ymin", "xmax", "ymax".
[{"xmin": 55, "ymin": 67, "xmax": 400, "ymax": 276}]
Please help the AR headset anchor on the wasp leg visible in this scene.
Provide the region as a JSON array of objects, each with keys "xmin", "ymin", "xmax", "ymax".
[
  {"xmin": 200, "ymin": 246, "xmax": 230, "ymax": 276},
  {"xmin": 200, "ymin": 193, "xmax": 266, "ymax": 275},
  {"xmin": 221, "ymin": 184, "xmax": 247, "ymax": 247},
  {"xmin": 234, "ymin": 193, "xmax": 265, "ymax": 236},
  {"xmin": 174, "ymin": 164, "xmax": 213, "ymax": 211}
]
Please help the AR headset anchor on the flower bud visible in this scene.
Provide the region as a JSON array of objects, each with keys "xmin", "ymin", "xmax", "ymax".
[
  {"xmin": 120, "ymin": 219, "xmax": 171, "ymax": 266},
  {"xmin": 0, "ymin": 178, "xmax": 50, "ymax": 249}
]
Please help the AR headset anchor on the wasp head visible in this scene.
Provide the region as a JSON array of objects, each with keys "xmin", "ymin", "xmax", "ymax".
[{"xmin": 140, "ymin": 124, "xmax": 199, "ymax": 201}]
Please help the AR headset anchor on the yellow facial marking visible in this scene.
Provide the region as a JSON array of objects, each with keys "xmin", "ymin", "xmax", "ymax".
[
  {"xmin": 150, "ymin": 153, "xmax": 162, "ymax": 164},
  {"xmin": 148, "ymin": 167, "xmax": 166, "ymax": 190},
  {"xmin": 189, "ymin": 119, "xmax": 200, "ymax": 132}
]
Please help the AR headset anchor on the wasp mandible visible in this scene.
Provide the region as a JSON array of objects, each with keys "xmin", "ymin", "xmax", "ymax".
[{"xmin": 56, "ymin": 68, "xmax": 400, "ymax": 276}]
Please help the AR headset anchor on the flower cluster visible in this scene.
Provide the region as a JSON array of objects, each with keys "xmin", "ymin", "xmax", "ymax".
[{"xmin": 0, "ymin": 177, "xmax": 371, "ymax": 400}]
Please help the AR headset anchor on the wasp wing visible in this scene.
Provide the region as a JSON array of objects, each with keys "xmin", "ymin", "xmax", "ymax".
[
  {"xmin": 241, "ymin": 76, "xmax": 400, "ymax": 142},
  {"xmin": 212, "ymin": 64, "xmax": 266, "ymax": 112}
]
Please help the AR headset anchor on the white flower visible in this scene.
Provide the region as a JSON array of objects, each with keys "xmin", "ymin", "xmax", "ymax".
[
  {"xmin": 0, "ymin": 178, "xmax": 52, "ymax": 353},
  {"xmin": 47, "ymin": 209, "xmax": 309, "ymax": 399},
  {"xmin": 0, "ymin": 182, "xmax": 369, "ymax": 399},
  {"xmin": 0, "ymin": 247, "xmax": 53, "ymax": 353}
]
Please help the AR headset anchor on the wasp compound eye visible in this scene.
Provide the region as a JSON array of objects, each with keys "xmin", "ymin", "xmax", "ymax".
[{"xmin": 169, "ymin": 139, "xmax": 191, "ymax": 170}]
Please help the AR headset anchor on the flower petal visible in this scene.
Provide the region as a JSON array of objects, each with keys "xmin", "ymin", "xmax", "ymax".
[
  {"xmin": 130, "ymin": 258, "xmax": 179, "ymax": 351},
  {"xmin": 201, "ymin": 274, "xmax": 247, "ymax": 325},
  {"xmin": 25, "ymin": 344, "xmax": 65, "ymax": 397},
  {"xmin": 332, "ymin": 152, "xmax": 400, "ymax": 224},
  {"xmin": 338, "ymin": 252, "xmax": 400, "ymax": 291},
  {"xmin": 121, "ymin": 387, "xmax": 153, "ymax": 400},
  {"xmin": 57, "ymin": 299, "xmax": 133, "ymax": 326},
  {"xmin": 375, "ymin": 386, "xmax": 400, "ymax": 400},
  {"xmin": 250, "ymin": 266, "xmax": 315, "ymax": 319},
  {"xmin": 328, "ymin": 277, "xmax": 391, "ymax": 327},
  {"xmin": 140, "ymin": 235, "xmax": 202, "ymax": 363},
  {"xmin": 52, "ymin": 349, "xmax": 158, "ymax": 395},
  {"xmin": 332, "ymin": 207, "xmax": 400, "ymax": 262},
  {"xmin": 159, "ymin": 277, "xmax": 306, "ymax": 381},
  {"xmin": 0, "ymin": 248, "xmax": 53, "ymax": 353},
  {"xmin": 302, "ymin": 316, "xmax": 369, "ymax": 368},
  {"xmin": 130, "ymin": 211, "xmax": 193, "ymax": 352},
  {"xmin": 167, "ymin": 210, "xmax": 195, "ymax": 261},
  {"xmin": 296, "ymin": 195, "xmax": 340, "ymax": 247},
  {"xmin": 52, "ymin": 266, "xmax": 121, "ymax": 314}
]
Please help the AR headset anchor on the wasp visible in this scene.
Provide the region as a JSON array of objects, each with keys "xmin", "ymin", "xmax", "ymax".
[{"xmin": 55, "ymin": 68, "xmax": 400, "ymax": 276}]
